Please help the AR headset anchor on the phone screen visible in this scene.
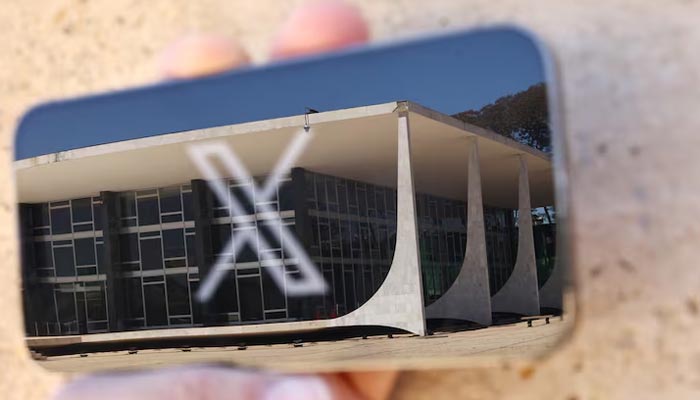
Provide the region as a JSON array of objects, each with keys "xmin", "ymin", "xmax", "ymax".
[{"xmin": 16, "ymin": 27, "xmax": 568, "ymax": 373}]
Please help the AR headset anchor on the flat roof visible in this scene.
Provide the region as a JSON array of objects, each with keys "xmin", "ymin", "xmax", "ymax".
[{"xmin": 15, "ymin": 101, "xmax": 554, "ymax": 208}]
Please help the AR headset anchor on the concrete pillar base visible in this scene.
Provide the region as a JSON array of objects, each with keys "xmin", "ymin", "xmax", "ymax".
[
  {"xmin": 333, "ymin": 107, "xmax": 427, "ymax": 335},
  {"xmin": 425, "ymin": 139, "xmax": 492, "ymax": 326},
  {"xmin": 491, "ymin": 156, "xmax": 540, "ymax": 316}
]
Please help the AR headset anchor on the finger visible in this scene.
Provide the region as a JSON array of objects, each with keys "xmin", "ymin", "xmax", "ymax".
[
  {"xmin": 156, "ymin": 33, "xmax": 251, "ymax": 79},
  {"xmin": 52, "ymin": 365, "xmax": 362, "ymax": 400},
  {"xmin": 338, "ymin": 371, "xmax": 399, "ymax": 400},
  {"xmin": 270, "ymin": 0, "xmax": 370, "ymax": 60}
]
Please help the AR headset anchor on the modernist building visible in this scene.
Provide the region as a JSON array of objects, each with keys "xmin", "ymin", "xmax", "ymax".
[{"xmin": 17, "ymin": 101, "xmax": 558, "ymax": 339}]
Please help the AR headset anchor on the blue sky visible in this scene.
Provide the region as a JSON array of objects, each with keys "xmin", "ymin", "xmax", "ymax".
[{"xmin": 16, "ymin": 28, "xmax": 545, "ymax": 160}]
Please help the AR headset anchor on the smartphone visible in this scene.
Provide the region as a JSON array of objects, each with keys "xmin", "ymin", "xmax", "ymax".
[{"xmin": 15, "ymin": 26, "xmax": 569, "ymax": 373}]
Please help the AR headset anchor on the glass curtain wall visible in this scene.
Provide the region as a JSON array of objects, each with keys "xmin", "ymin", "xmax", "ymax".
[{"xmin": 22, "ymin": 169, "xmax": 526, "ymax": 336}]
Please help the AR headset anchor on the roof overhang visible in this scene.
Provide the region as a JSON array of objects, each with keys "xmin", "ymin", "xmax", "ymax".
[{"xmin": 15, "ymin": 101, "xmax": 554, "ymax": 208}]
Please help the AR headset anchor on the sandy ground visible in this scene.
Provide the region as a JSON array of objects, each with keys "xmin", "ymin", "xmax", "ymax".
[{"xmin": 37, "ymin": 316, "xmax": 570, "ymax": 373}]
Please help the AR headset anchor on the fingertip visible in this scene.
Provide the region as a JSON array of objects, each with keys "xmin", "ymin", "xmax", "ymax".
[
  {"xmin": 156, "ymin": 33, "xmax": 251, "ymax": 79},
  {"xmin": 270, "ymin": 0, "xmax": 370, "ymax": 60}
]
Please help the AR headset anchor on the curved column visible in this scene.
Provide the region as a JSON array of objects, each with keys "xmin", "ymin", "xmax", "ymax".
[
  {"xmin": 539, "ymin": 260, "xmax": 564, "ymax": 310},
  {"xmin": 425, "ymin": 138, "xmax": 492, "ymax": 326},
  {"xmin": 332, "ymin": 107, "xmax": 427, "ymax": 336},
  {"xmin": 491, "ymin": 156, "xmax": 540, "ymax": 315}
]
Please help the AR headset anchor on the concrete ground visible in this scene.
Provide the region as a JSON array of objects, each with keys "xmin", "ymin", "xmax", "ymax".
[{"xmin": 37, "ymin": 316, "xmax": 570, "ymax": 373}]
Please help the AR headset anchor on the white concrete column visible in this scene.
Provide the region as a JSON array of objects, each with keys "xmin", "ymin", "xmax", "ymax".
[
  {"xmin": 491, "ymin": 155, "xmax": 541, "ymax": 315},
  {"xmin": 332, "ymin": 107, "xmax": 427, "ymax": 335},
  {"xmin": 539, "ymin": 256, "xmax": 564, "ymax": 310},
  {"xmin": 425, "ymin": 138, "xmax": 492, "ymax": 325}
]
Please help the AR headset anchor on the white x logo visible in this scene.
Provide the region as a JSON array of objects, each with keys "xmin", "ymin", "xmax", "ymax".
[{"xmin": 187, "ymin": 129, "xmax": 328, "ymax": 303}]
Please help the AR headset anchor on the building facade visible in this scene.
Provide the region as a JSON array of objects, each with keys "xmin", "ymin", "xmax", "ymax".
[{"xmin": 19, "ymin": 168, "xmax": 547, "ymax": 337}]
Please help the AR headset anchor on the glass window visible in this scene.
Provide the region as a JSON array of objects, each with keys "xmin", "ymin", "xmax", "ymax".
[
  {"xmin": 140, "ymin": 238, "xmax": 163, "ymax": 270},
  {"xmin": 95, "ymin": 242, "xmax": 105, "ymax": 273},
  {"xmin": 32, "ymin": 203, "xmax": 50, "ymax": 227},
  {"xmin": 231, "ymin": 186, "xmax": 254, "ymax": 216},
  {"xmin": 93, "ymin": 202, "xmax": 103, "ymax": 231},
  {"xmin": 119, "ymin": 233, "xmax": 139, "ymax": 263},
  {"xmin": 189, "ymin": 279, "xmax": 202, "ymax": 323},
  {"xmin": 182, "ymin": 191, "xmax": 194, "ymax": 221},
  {"xmin": 50, "ymin": 207, "xmax": 72, "ymax": 235},
  {"xmin": 137, "ymin": 197, "xmax": 160, "ymax": 226},
  {"xmin": 186, "ymin": 235, "xmax": 197, "ymax": 267},
  {"xmin": 33, "ymin": 241, "xmax": 53, "ymax": 269},
  {"xmin": 162, "ymin": 229, "xmax": 185, "ymax": 259},
  {"xmin": 143, "ymin": 284, "xmax": 168, "ymax": 326},
  {"xmin": 55, "ymin": 290, "xmax": 76, "ymax": 330},
  {"xmin": 159, "ymin": 187, "xmax": 182, "ymax": 213},
  {"xmin": 54, "ymin": 246, "xmax": 75, "ymax": 276},
  {"xmin": 211, "ymin": 270, "xmax": 238, "ymax": 314},
  {"xmin": 125, "ymin": 277, "xmax": 144, "ymax": 319},
  {"xmin": 71, "ymin": 198, "xmax": 93, "ymax": 223},
  {"xmin": 120, "ymin": 193, "xmax": 136, "ymax": 218},
  {"xmin": 261, "ymin": 267, "xmax": 285, "ymax": 310},
  {"xmin": 238, "ymin": 276, "xmax": 263, "ymax": 321},
  {"xmin": 74, "ymin": 238, "xmax": 96, "ymax": 266},
  {"xmin": 237, "ymin": 243, "xmax": 257, "ymax": 263},
  {"xmin": 161, "ymin": 214, "xmax": 182, "ymax": 223},
  {"xmin": 210, "ymin": 224, "xmax": 232, "ymax": 255},
  {"xmin": 85, "ymin": 286, "xmax": 107, "ymax": 321},
  {"xmin": 278, "ymin": 180, "xmax": 295, "ymax": 211},
  {"xmin": 166, "ymin": 274, "xmax": 191, "ymax": 316}
]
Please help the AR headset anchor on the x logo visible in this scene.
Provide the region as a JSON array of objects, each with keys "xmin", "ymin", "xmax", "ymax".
[{"xmin": 187, "ymin": 129, "xmax": 328, "ymax": 303}]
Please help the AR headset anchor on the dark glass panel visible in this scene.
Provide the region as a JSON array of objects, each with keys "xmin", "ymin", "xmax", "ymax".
[
  {"xmin": 344, "ymin": 271, "xmax": 356, "ymax": 310},
  {"xmin": 137, "ymin": 197, "xmax": 160, "ymax": 226},
  {"xmin": 164, "ymin": 259, "xmax": 186, "ymax": 268},
  {"xmin": 210, "ymin": 224, "xmax": 232, "ymax": 255},
  {"xmin": 120, "ymin": 192, "xmax": 136, "ymax": 218},
  {"xmin": 32, "ymin": 203, "xmax": 50, "ymax": 227},
  {"xmin": 255, "ymin": 179, "xmax": 277, "ymax": 204},
  {"xmin": 143, "ymin": 284, "xmax": 168, "ymax": 326},
  {"xmin": 162, "ymin": 229, "xmax": 185, "ymax": 259},
  {"xmin": 189, "ymin": 280, "xmax": 202, "ymax": 323},
  {"xmin": 231, "ymin": 186, "xmax": 254, "ymax": 216},
  {"xmin": 32, "ymin": 283, "xmax": 58, "ymax": 328},
  {"xmin": 278, "ymin": 180, "xmax": 295, "ymax": 211},
  {"xmin": 166, "ymin": 274, "xmax": 191, "ymax": 316},
  {"xmin": 211, "ymin": 270, "xmax": 238, "ymax": 314},
  {"xmin": 93, "ymin": 202, "xmax": 103, "ymax": 231},
  {"xmin": 55, "ymin": 289, "xmax": 76, "ymax": 332},
  {"xmin": 73, "ymin": 224, "xmax": 94, "ymax": 232},
  {"xmin": 96, "ymin": 243, "xmax": 105, "ymax": 274},
  {"xmin": 238, "ymin": 276, "xmax": 263, "ymax": 321},
  {"xmin": 50, "ymin": 208, "xmax": 72, "ymax": 235},
  {"xmin": 333, "ymin": 264, "xmax": 345, "ymax": 311},
  {"xmin": 74, "ymin": 238, "xmax": 96, "ymax": 266},
  {"xmin": 186, "ymin": 235, "xmax": 197, "ymax": 267},
  {"xmin": 33, "ymin": 241, "xmax": 53, "ymax": 269},
  {"xmin": 161, "ymin": 214, "xmax": 182, "ymax": 223},
  {"xmin": 71, "ymin": 198, "xmax": 93, "ymax": 223},
  {"xmin": 182, "ymin": 191, "xmax": 194, "ymax": 221},
  {"xmin": 119, "ymin": 233, "xmax": 139, "ymax": 262},
  {"xmin": 264, "ymin": 310, "xmax": 287, "ymax": 319},
  {"xmin": 85, "ymin": 286, "xmax": 107, "ymax": 321},
  {"xmin": 261, "ymin": 267, "xmax": 286, "ymax": 310},
  {"xmin": 159, "ymin": 187, "xmax": 182, "ymax": 213},
  {"xmin": 76, "ymin": 266, "xmax": 98, "ymax": 276},
  {"xmin": 258, "ymin": 221, "xmax": 281, "ymax": 251},
  {"xmin": 237, "ymin": 243, "xmax": 257, "ymax": 263},
  {"xmin": 125, "ymin": 277, "xmax": 144, "ymax": 319},
  {"xmin": 140, "ymin": 238, "xmax": 163, "ymax": 270},
  {"xmin": 53, "ymin": 246, "xmax": 75, "ymax": 276}
]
